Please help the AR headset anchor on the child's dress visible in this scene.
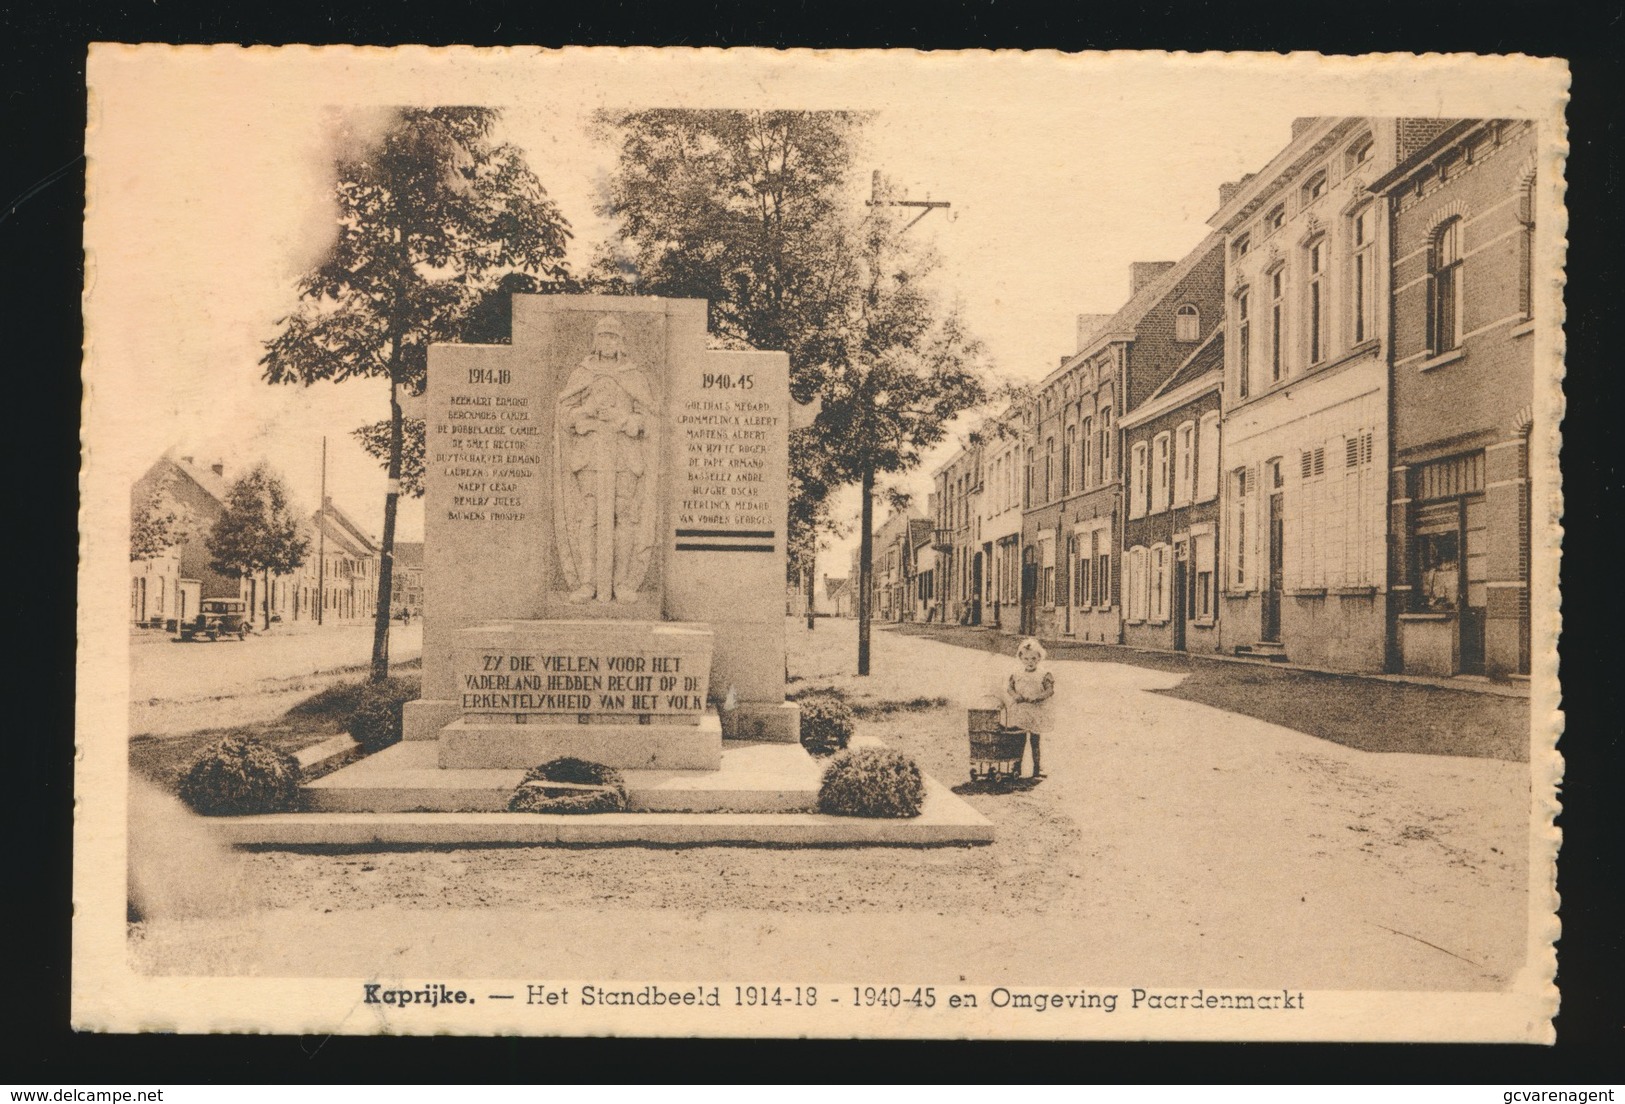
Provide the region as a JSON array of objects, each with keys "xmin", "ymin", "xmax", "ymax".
[{"xmin": 1007, "ymin": 667, "xmax": 1054, "ymax": 734}]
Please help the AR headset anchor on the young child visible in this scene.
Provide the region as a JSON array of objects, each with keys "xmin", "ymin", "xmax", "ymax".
[{"xmin": 1007, "ymin": 637, "xmax": 1055, "ymax": 779}]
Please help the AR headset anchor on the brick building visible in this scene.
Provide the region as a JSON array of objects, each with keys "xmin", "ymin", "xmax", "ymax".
[
  {"xmin": 1213, "ymin": 118, "xmax": 1452, "ymax": 672},
  {"xmin": 1120, "ymin": 326, "xmax": 1226, "ymax": 653},
  {"xmin": 1022, "ymin": 236, "xmax": 1225, "ymax": 643},
  {"xmin": 129, "ymin": 454, "xmax": 247, "ymax": 628},
  {"xmin": 1371, "ymin": 119, "xmax": 1537, "ymax": 677},
  {"xmin": 974, "ymin": 407, "xmax": 1027, "ymax": 634},
  {"xmin": 932, "ymin": 446, "xmax": 983, "ymax": 625},
  {"xmin": 856, "ymin": 506, "xmax": 926, "ymax": 624}
]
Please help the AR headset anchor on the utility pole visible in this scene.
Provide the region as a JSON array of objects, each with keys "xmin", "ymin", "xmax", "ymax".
[
  {"xmin": 316, "ymin": 436, "xmax": 326, "ymax": 626},
  {"xmin": 856, "ymin": 169, "xmax": 951, "ymax": 677}
]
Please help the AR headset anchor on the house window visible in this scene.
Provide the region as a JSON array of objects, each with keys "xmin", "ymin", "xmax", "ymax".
[
  {"xmin": 1150, "ymin": 544, "xmax": 1170, "ymax": 623},
  {"xmin": 1347, "ymin": 135, "xmax": 1373, "ymax": 169},
  {"xmin": 1236, "ymin": 289, "xmax": 1251, "ymax": 399},
  {"xmin": 1307, "ymin": 237, "xmax": 1327, "ymax": 365},
  {"xmin": 1100, "ymin": 403, "xmax": 1113, "ymax": 475},
  {"xmin": 1431, "ymin": 218, "xmax": 1464, "ymax": 353},
  {"xmin": 1062, "ymin": 424, "xmax": 1075, "ymax": 497},
  {"xmin": 1151, "ymin": 431, "xmax": 1171, "ymax": 514},
  {"xmin": 1041, "ymin": 538, "xmax": 1056, "ymax": 608},
  {"xmin": 1302, "ymin": 170, "xmax": 1328, "ymax": 205},
  {"xmin": 1175, "ymin": 304, "xmax": 1200, "ymax": 342},
  {"xmin": 1518, "ymin": 174, "xmax": 1536, "ymax": 321},
  {"xmin": 1233, "ymin": 233, "xmax": 1250, "ymax": 259},
  {"xmin": 1080, "ymin": 417, "xmax": 1093, "ymax": 489},
  {"xmin": 1197, "ymin": 411, "xmax": 1220, "ymax": 502},
  {"xmin": 1129, "ymin": 441, "xmax": 1149, "ymax": 519},
  {"xmin": 1044, "ymin": 436, "xmax": 1056, "ymax": 502},
  {"xmin": 1230, "ymin": 467, "xmax": 1250, "ymax": 588},
  {"xmin": 1127, "ymin": 546, "xmax": 1148, "ymax": 621},
  {"xmin": 1266, "ymin": 204, "xmax": 1286, "ymax": 234},
  {"xmin": 1096, "ymin": 535, "xmax": 1112, "ymax": 609},
  {"xmin": 1174, "ymin": 421, "xmax": 1196, "ymax": 507},
  {"xmin": 1074, "ymin": 539, "xmax": 1091, "ymax": 608},
  {"xmin": 1193, "ymin": 529, "xmax": 1216, "ymax": 621},
  {"xmin": 1024, "ymin": 446, "xmax": 1034, "ymax": 508},
  {"xmin": 1270, "ymin": 266, "xmax": 1287, "ymax": 382},
  {"xmin": 1351, "ymin": 205, "xmax": 1375, "ymax": 344}
]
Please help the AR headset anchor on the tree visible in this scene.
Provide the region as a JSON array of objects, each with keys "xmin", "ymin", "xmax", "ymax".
[
  {"xmin": 592, "ymin": 109, "xmax": 868, "ymax": 572},
  {"xmin": 206, "ymin": 464, "xmax": 310, "ymax": 631},
  {"xmin": 130, "ymin": 483, "xmax": 190, "ymax": 562},
  {"xmin": 815, "ymin": 179, "xmax": 988, "ymax": 674},
  {"xmin": 262, "ymin": 108, "xmax": 572, "ymax": 681}
]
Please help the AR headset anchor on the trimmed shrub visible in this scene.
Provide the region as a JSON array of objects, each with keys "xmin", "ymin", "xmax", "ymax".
[
  {"xmin": 797, "ymin": 694, "xmax": 855, "ymax": 756},
  {"xmin": 347, "ymin": 677, "xmax": 417, "ymax": 753},
  {"xmin": 178, "ymin": 735, "xmax": 302, "ymax": 816},
  {"xmin": 817, "ymin": 748, "xmax": 925, "ymax": 818},
  {"xmin": 508, "ymin": 757, "xmax": 628, "ymax": 814}
]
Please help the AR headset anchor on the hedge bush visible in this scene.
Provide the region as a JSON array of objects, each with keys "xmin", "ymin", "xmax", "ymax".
[
  {"xmin": 508, "ymin": 757, "xmax": 628, "ymax": 814},
  {"xmin": 178, "ymin": 735, "xmax": 302, "ymax": 816},
  {"xmin": 817, "ymin": 747, "xmax": 925, "ymax": 818},
  {"xmin": 347, "ymin": 677, "xmax": 418, "ymax": 753},
  {"xmin": 797, "ymin": 694, "xmax": 855, "ymax": 756}
]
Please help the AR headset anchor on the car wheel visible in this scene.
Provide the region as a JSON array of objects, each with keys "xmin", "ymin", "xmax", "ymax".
[{"xmin": 238, "ymin": 626, "xmax": 247, "ymax": 640}]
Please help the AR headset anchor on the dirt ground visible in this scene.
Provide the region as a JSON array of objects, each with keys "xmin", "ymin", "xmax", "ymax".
[{"xmin": 128, "ymin": 618, "xmax": 1534, "ymax": 993}]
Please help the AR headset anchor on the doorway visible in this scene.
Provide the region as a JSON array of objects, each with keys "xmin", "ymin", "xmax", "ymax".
[
  {"xmin": 1020, "ymin": 545, "xmax": 1039, "ymax": 636},
  {"xmin": 1263, "ymin": 460, "xmax": 1284, "ymax": 644},
  {"xmin": 1172, "ymin": 540, "xmax": 1188, "ymax": 652},
  {"xmin": 970, "ymin": 551, "xmax": 984, "ymax": 626}
]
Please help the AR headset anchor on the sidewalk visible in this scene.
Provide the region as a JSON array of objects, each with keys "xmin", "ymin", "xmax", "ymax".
[{"xmin": 885, "ymin": 620, "xmax": 1530, "ymax": 700}]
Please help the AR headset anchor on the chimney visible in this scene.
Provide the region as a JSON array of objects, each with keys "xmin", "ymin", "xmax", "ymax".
[
  {"xmin": 211, "ymin": 461, "xmax": 224, "ymax": 478},
  {"xmin": 1076, "ymin": 313, "xmax": 1112, "ymax": 352},
  {"xmin": 1130, "ymin": 261, "xmax": 1176, "ymax": 296}
]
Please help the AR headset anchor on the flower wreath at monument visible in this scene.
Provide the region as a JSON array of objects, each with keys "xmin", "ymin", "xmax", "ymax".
[{"xmin": 507, "ymin": 756, "xmax": 630, "ymax": 814}]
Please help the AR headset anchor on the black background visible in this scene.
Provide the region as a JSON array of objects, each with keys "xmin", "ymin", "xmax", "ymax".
[{"xmin": 5, "ymin": 0, "xmax": 1620, "ymax": 1085}]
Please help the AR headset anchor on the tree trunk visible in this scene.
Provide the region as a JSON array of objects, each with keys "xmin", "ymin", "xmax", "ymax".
[
  {"xmin": 262, "ymin": 567, "xmax": 272, "ymax": 630},
  {"xmin": 857, "ymin": 461, "xmax": 874, "ymax": 676},
  {"xmin": 804, "ymin": 562, "xmax": 816, "ymax": 631},
  {"xmin": 370, "ymin": 381, "xmax": 403, "ymax": 683}
]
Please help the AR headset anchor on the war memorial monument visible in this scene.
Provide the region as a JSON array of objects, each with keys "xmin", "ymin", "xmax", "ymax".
[{"xmin": 231, "ymin": 294, "xmax": 989, "ymax": 845}]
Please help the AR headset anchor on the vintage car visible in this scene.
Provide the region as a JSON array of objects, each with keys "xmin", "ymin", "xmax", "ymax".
[{"xmin": 179, "ymin": 598, "xmax": 252, "ymax": 642}]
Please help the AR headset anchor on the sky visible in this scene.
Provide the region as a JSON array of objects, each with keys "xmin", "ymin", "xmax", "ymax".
[{"xmin": 85, "ymin": 48, "xmax": 1554, "ymax": 579}]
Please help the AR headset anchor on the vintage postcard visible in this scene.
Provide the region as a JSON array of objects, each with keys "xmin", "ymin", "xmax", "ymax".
[{"xmin": 75, "ymin": 46, "xmax": 1566, "ymax": 1041}]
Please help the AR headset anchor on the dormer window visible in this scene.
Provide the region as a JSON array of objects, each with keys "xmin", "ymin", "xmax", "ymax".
[
  {"xmin": 1175, "ymin": 303, "xmax": 1200, "ymax": 342},
  {"xmin": 1302, "ymin": 170, "xmax": 1328, "ymax": 204},
  {"xmin": 1347, "ymin": 135, "xmax": 1374, "ymax": 169},
  {"xmin": 1266, "ymin": 204, "xmax": 1286, "ymax": 234},
  {"xmin": 1233, "ymin": 233, "xmax": 1251, "ymax": 259}
]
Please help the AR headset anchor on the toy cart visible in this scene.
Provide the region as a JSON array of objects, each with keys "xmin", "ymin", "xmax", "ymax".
[{"xmin": 967, "ymin": 705, "xmax": 1029, "ymax": 783}]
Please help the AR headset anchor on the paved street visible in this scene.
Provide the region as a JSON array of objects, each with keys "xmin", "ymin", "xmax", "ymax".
[
  {"xmin": 128, "ymin": 621, "xmax": 422, "ymax": 736},
  {"xmin": 129, "ymin": 617, "xmax": 1533, "ymax": 994}
]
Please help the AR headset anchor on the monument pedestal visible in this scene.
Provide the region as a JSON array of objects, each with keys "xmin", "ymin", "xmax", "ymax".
[
  {"xmin": 438, "ymin": 618, "xmax": 719, "ymax": 769},
  {"xmin": 438, "ymin": 714, "xmax": 722, "ymax": 770}
]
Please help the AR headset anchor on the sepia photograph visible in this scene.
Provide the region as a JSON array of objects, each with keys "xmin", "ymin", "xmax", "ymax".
[{"xmin": 74, "ymin": 46, "xmax": 1566, "ymax": 1042}]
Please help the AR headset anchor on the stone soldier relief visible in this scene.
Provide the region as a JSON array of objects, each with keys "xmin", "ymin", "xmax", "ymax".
[
  {"xmin": 556, "ymin": 314, "xmax": 658, "ymax": 606},
  {"xmin": 75, "ymin": 47, "xmax": 1566, "ymax": 1044}
]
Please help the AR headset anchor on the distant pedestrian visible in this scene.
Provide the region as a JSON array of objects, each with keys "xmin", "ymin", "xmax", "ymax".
[{"xmin": 1007, "ymin": 637, "xmax": 1054, "ymax": 779}]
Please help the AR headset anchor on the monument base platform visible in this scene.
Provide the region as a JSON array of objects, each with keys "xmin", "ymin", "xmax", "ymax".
[
  {"xmin": 437, "ymin": 713, "xmax": 722, "ymax": 770},
  {"xmin": 306, "ymin": 739, "xmax": 817, "ymax": 814},
  {"xmin": 216, "ymin": 737, "xmax": 993, "ymax": 847}
]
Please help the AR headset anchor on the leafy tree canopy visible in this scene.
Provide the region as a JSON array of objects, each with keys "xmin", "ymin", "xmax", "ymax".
[
  {"xmin": 206, "ymin": 463, "xmax": 310, "ymax": 582},
  {"xmin": 263, "ymin": 107, "xmax": 573, "ymax": 397},
  {"xmin": 262, "ymin": 106, "xmax": 573, "ymax": 674},
  {"xmin": 130, "ymin": 482, "xmax": 191, "ymax": 562}
]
